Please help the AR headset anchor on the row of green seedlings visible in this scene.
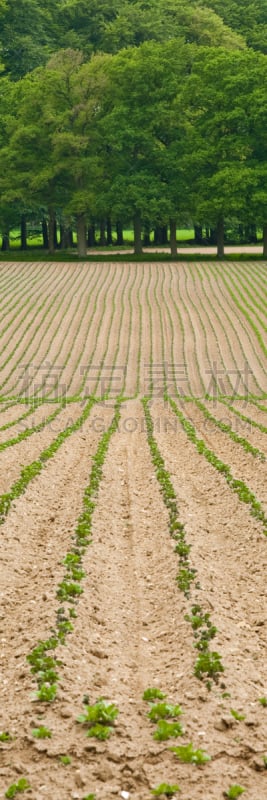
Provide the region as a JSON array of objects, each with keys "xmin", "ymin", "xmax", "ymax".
[
  {"xmin": 222, "ymin": 261, "xmax": 267, "ymax": 341},
  {"xmin": 0, "ymin": 400, "xmax": 47, "ymax": 433},
  {"xmin": 214, "ymin": 263, "xmax": 267, "ymax": 368},
  {"xmin": 193, "ymin": 399, "xmax": 266, "ymax": 461},
  {"xmin": 0, "ymin": 261, "xmax": 30, "ymax": 317},
  {"xmin": 230, "ymin": 262, "xmax": 267, "ymax": 321},
  {"xmin": 143, "ymin": 686, "xmax": 210, "ymax": 798},
  {"xmin": 169, "ymin": 398, "xmax": 267, "ymax": 536},
  {"xmin": 142, "ymin": 398, "xmax": 224, "ymax": 688},
  {"xmin": 201, "ymin": 261, "xmax": 264, "ymax": 396},
  {"xmin": 60, "ymin": 263, "xmax": 111, "ymax": 400},
  {"xmin": 0, "ymin": 261, "xmax": 72, "ymax": 395},
  {"xmin": 0, "ymin": 402, "xmax": 65, "ymax": 455},
  {"xmin": 0, "ymin": 398, "xmax": 95, "ymax": 524},
  {"xmin": 188, "ymin": 262, "xmax": 249, "ymax": 398},
  {"xmin": 42, "ymin": 262, "xmax": 110, "ymax": 401},
  {"xmin": 9, "ymin": 262, "xmax": 93, "ymax": 399},
  {"xmin": 6, "ymin": 259, "xmax": 100, "ymax": 400},
  {"xmin": 3, "ymin": 775, "xmax": 94, "ymax": 800},
  {"xmin": 26, "ymin": 401, "xmax": 121, "ymax": 706},
  {"xmin": 0, "ymin": 261, "xmax": 57, "ymax": 350},
  {"xmin": 90, "ymin": 267, "xmax": 132, "ymax": 398},
  {"xmin": 142, "ymin": 686, "xmax": 267, "ymax": 798},
  {"xmin": 218, "ymin": 398, "xmax": 267, "ymax": 435},
  {"xmin": 167, "ymin": 264, "xmax": 195, "ymax": 397},
  {"xmin": 76, "ymin": 265, "xmax": 122, "ymax": 400}
]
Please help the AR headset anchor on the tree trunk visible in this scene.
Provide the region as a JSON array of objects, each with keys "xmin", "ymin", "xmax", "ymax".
[
  {"xmin": 217, "ymin": 215, "xmax": 224, "ymax": 258},
  {"xmin": 1, "ymin": 233, "xmax": 9, "ymax": 251},
  {"xmin": 59, "ymin": 224, "xmax": 70, "ymax": 249},
  {"xmin": 48, "ymin": 209, "xmax": 55, "ymax": 254},
  {"xmin": 42, "ymin": 219, "xmax": 49, "ymax": 249},
  {"xmin": 133, "ymin": 214, "xmax": 143, "ymax": 255},
  {"xmin": 170, "ymin": 219, "xmax": 177, "ymax": 257},
  {"xmin": 67, "ymin": 227, "xmax": 74, "ymax": 248},
  {"xmin": 106, "ymin": 217, "xmax": 113, "ymax": 245},
  {"xmin": 99, "ymin": 219, "xmax": 106, "ymax": 246},
  {"xmin": 116, "ymin": 221, "xmax": 124, "ymax": 246},
  {"xmin": 263, "ymin": 224, "xmax": 267, "ymax": 257},
  {"xmin": 154, "ymin": 225, "xmax": 168, "ymax": 245},
  {"xmin": 87, "ymin": 224, "xmax": 96, "ymax": 247},
  {"xmin": 194, "ymin": 224, "xmax": 203, "ymax": 244},
  {"xmin": 77, "ymin": 215, "xmax": 87, "ymax": 257},
  {"xmin": 53, "ymin": 218, "xmax": 58, "ymax": 249},
  {"xmin": 143, "ymin": 221, "xmax": 150, "ymax": 247},
  {"xmin": 20, "ymin": 214, "xmax": 27, "ymax": 250}
]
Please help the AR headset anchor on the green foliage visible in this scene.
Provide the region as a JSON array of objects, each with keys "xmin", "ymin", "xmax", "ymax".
[
  {"xmin": 194, "ymin": 650, "xmax": 224, "ymax": 683},
  {"xmin": 82, "ymin": 795, "xmax": 96, "ymax": 800},
  {"xmin": 86, "ymin": 723, "xmax": 114, "ymax": 741},
  {"xmin": 153, "ymin": 720, "xmax": 183, "ymax": 741},
  {"xmin": 0, "ymin": 732, "xmax": 12, "ymax": 742},
  {"xmin": 151, "ymin": 784, "xmax": 180, "ymax": 797},
  {"xmin": 77, "ymin": 698, "xmax": 119, "ymax": 739},
  {"xmin": 148, "ymin": 703, "xmax": 182, "ymax": 722},
  {"xmin": 170, "ymin": 743, "xmax": 211, "ymax": 764},
  {"xmin": 224, "ymin": 786, "xmax": 246, "ymax": 799},
  {"xmin": 35, "ymin": 684, "xmax": 57, "ymax": 702},
  {"xmin": 32, "ymin": 726, "xmax": 52, "ymax": 739},
  {"xmin": 59, "ymin": 755, "xmax": 72, "ymax": 765},
  {"xmin": 5, "ymin": 778, "xmax": 30, "ymax": 798},
  {"xmin": 259, "ymin": 696, "xmax": 267, "ymax": 707},
  {"xmin": 230, "ymin": 709, "xmax": 246, "ymax": 721},
  {"xmin": 143, "ymin": 688, "xmax": 167, "ymax": 701}
]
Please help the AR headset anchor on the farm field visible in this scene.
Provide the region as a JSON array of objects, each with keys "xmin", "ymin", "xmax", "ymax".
[{"xmin": 0, "ymin": 260, "xmax": 266, "ymax": 800}]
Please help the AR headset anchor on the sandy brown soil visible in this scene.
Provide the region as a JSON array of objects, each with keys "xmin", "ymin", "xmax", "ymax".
[{"xmin": 0, "ymin": 263, "xmax": 266, "ymax": 800}]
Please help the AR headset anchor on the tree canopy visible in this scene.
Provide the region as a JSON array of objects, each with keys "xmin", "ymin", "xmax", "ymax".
[{"xmin": 0, "ymin": 0, "xmax": 266, "ymax": 255}]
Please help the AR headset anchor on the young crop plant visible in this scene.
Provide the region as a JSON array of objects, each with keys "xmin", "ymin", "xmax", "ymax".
[
  {"xmin": 82, "ymin": 795, "xmax": 96, "ymax": 800},
  {"xmin": 77, "ymin": 698, "xmax": 119, "ymax": 740},
  {"xmin": 147, "ymin": 703, "xmax": 182, "ymax": 723},
  {"xmin": 32, "ymin": 726, "xmax": 52, "ymax": 739},
  {"xmin": 194, "ymin": 651, "xmax": 224, "ymax": 685},
  {"xmin": 0, "ymin": 731, "xmax": 12, "ymax": 742},
  {"xmin": 143, "ymin": 688, "xmax": 167, "ymax": 701},
  {"xmin": 153, "ymin": 720, "xmax": 184, "ymax": 741},
  {"xmin": 170, "ymin": 743, "xmax": 211, "ymax": 765},
  {"xmin": 151, "ymin": 784, "xmax": 180, "ymax": 797},
  {"xmin": 5, "ymin": 778, "xmax": 30, "ymax": 798},
  {"xmin": 230, "ymin": 709, "xmax": 246, "ymax": 721},
  {"xmin": 258, "ymin": 696, "xmax": 267, "ymax": 707},
  {"xmin": 59, "ymin": 755, "xmax": 72, "ymax": 765},
  {"xmin": 223, "ymin": 786, "xmax": 246, "ymax": 798}
]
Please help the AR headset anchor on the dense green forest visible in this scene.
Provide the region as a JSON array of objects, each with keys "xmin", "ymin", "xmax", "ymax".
[{"xmin": 0, "ymin": 0, "xmax": 266, "ymax": 255}]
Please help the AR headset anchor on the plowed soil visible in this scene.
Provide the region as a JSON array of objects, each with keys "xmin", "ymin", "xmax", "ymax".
[{"xmin": 0, "ymin": 262, "xmax": 266, "ymax": 800}]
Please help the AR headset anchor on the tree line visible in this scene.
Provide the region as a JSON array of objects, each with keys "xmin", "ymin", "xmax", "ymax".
[{"xmin": 0, "ymin": 0, "xmax": 266, "ymax": 256}]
